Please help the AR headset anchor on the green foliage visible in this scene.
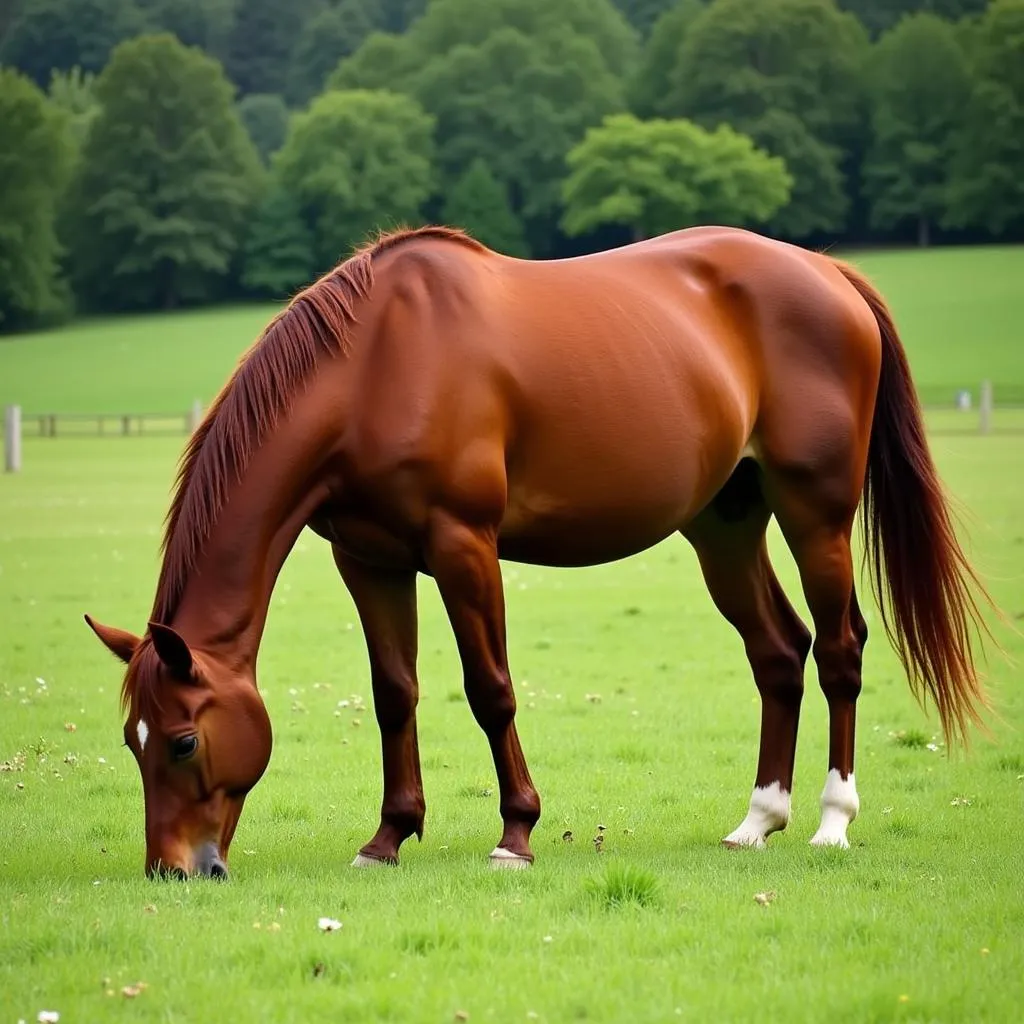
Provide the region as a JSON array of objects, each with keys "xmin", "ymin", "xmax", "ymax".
[
  {"xmin": 328, "ymin": 31, "xmax": 420, "ymax": 93},
  {"xmin": 945, "ymin": 0, "xmax": 1024, "ymax": 236},
  {"xmin": 863, "ymin": 13, "xmax": 971, "ymax": 244},
  {"xmin": 331, "ymin": 0, "xmax": 637, "ymax": 250},
  {"xmin": 274, "ymin": 89, "xmax": 435, "ymax": 265},
  {"xmin": 46, "ymin": 66, "xmax": 100, "ymax": 153},
  {"xmin": 241, "ymin": 187, "xmax": 317, "ymax": 297},
  {"xmin": 414, "ymin": 28, "xmax": 626, "ymax": 234},
  {"xmin": 612, "ymin": 0, "xmax": 680, "ymax": 36},
  {"xmin": 744, "ymin": 109, "xmax": 849, "ymax": 238},
  {"xmin": 561, "ymin": 113, "xmax": 791, "ymax": 240},
  {"xmin": 838, "ymin": 0, "xmax": 989, "ymax": 38},
  {"xmin": 237, "ymin": 93, "xmax": 290, "ymax": 164},
  {"xmin": 286, "ymin": 1, "xmax": 375, "ymax": 107},
  {"xmin": 441, "ymin": 158, "xmax": 529, "ymax": 257},
  {"xmin": 407, "ymin": 0, "xmax": 639, "ymax": 80},
  {"xmin": 224, "ymin": 0, "xmax": 321, "ymax": 96},
  {"xmin": 137, "ymin": 0, "xmax": 237, "ymax": 56},
  {"xmin": 359, "ymin": 0, "xmax": 427, "ymax": 33},
  {"xmin": 0, "ymin": 66, "xmax": 74, "ymax": 329},
  {"xmin": 0, "ymin": 0, "xmax": 146, "ymax": 85},
  {"xmin": 629, "ymin": 0, "xmax": 705, "ymax": 119},
  {"xmin": 664, "ymin": 0, "xmax": 869, "ymax": 237},
  {"xmin": 63, "ymin": 33, "xmax": 263, "ymax": 311}
]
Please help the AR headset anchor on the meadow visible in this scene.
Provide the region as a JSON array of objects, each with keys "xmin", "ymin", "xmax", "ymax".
[{"xmin": 1, "ymin": 244, "xmax": 1023, "ymax": 1022}]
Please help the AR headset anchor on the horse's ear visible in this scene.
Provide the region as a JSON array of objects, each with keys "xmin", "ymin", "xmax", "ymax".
[
  {"xmin": 84, "ymin": 614, "xmax": 140, "ymax": 665},
  {"xmin": 147, "ymin": 622, "xmax": 194, "ymax": 679}
]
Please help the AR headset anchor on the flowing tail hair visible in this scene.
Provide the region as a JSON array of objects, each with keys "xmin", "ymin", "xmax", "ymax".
[{"xmin": 832, "ymin": 258, "xmax": 999, "ymax": 748}]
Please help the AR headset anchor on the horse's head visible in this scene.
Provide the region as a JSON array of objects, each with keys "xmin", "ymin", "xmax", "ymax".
[{"xmin": 85, "ymin": 615, "xmax": 272, "ymax": 880}]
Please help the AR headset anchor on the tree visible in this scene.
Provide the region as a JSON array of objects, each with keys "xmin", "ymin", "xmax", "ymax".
[
  {"xmin": 663, "ymin": 0, "xmax": 869, "ymax": 237},
  {"xmin": 413, "ymin": 27, "xmax": 626, "ymax": 237},
  {"xmin": 238, "ymin": 93, "xmax": 290, "ymax": 164},
  {"xmin": 945, "ymin": 0, "xmax": 1024, "ymax": 236},
  {"xmin": 862, "ymin": 13, "xmax": 971, "ymax": 245},
  {"xmin": 561, "ymin": 113, "xmax": 792, "ymax": 240},
  {"xmin": 629, "ymin": 0, "xmax": 705, "ymax": 118},
  {"xmin": 286, "ymin": 1, "xmax": 375, "ymax": 107},
  {"xmin": 328, "ymin": 31, "xmax": 420, "ymax": 93},
  {"xmin": 407, "ymin": 0, "xmax": 639, "ymax": 80},
  {"xmin": 47, "ymin": 66, "xmax": 100, "ymax": 153},
  {"xmin": 0, "ymin": 67, "xmax": 73, "ymax": 330},
  {"xmin": 442, "ymin": 159, "xmax": 529, "ymax": 257},
  {"xmin": 64, "ymin": 33, "xmax": 263, "ymax": 311},
  {"xmin": 274, "ymin": 89, "xmax": 435, "ymax": 265},
  {"xmin": 744, "ymin": 109, "xmax": 850, "ymax": 238},
  {"xmin": 613, "ymin": 0, "xmax": 683, "ymax": 36},
  {"xmin": 838, "ymin": 1, "xmax": 988, "ymax": 38},
  {"xmin": 330, "ymin": 0, "xmax": 636, "ymax": 253},
  {"xmin": 224, "ymin": 0, "xmax": 321, "ymax": 96},
  {"xmin": 137, "ymin": 0, "xmax": 237, "ymax": 56},
  {"xmin": 241, "ymin": 187, "xmax": 317, "ymax": 297},
  {"xmin": 0, "ymin": 0, "xmax": 146, "ymax": 86}
]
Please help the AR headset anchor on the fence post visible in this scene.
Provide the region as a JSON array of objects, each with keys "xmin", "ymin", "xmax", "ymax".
[
  {"xmin": 4, "ymin": 405, "xmax": 21, "ymax": 473},
  {"xmin": 187, "ymin": 398, "xmax": 203, "ymax": 434},
  {"xmin": 979, "ymin": 380, "xmax": 993, "ymax": 435}
]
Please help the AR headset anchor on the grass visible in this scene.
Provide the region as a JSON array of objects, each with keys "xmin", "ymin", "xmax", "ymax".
[{"xmin": 2, "ymin": 244, "xmax": 1024, "ymax": 1021}]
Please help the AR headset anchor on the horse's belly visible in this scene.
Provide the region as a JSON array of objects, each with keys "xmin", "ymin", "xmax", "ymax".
[{"xmin": 496, "ymin": 506, "xmax": 681, "ymax": 567}]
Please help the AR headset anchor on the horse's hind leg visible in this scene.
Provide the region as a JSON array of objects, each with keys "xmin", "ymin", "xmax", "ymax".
[
  {"xmin": 761, "ymin": 441, "xmax": 870, "ymax": 848},
  {"xmin": 770, "ymin": 499, "xmax": 868, "ymax": 848},
  {"xmin": 683, "ymin": 461, "xmax": 812, "ymax": 848},
  {"xmin": 333, "ymin": 548, "xmax": 426, "ymax": 867}
]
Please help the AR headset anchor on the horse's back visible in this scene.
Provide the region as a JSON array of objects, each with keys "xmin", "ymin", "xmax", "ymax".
[{"xmin": 349, "ymin": 227, "xmax": 881, "ymax": 567}]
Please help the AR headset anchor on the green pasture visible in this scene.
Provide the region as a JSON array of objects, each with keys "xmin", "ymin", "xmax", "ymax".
[{"xmin": 2, "ymin": 244, "xmax": 1024, "ymax": 1021}]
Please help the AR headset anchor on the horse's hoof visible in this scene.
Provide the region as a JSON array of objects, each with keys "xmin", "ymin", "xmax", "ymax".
[
  {"xmin": 809, "ymin": 831, "xmax": 851, "ymax": 849},
  {"xmin": 488, "ymin": 846, "xmax": 532, "ymax": 870},
  {"xmin": 351, "ymin": 852, "xmax": 393, "ymax": 868},
  {"xmin": 721, "ymin": 834, "xmax": 767, "ymax": 850}
]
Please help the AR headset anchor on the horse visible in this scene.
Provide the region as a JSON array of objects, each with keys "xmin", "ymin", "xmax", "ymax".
[{"xmin": 84, "ymin": 223, "xmax": 994, "ymax": 879}]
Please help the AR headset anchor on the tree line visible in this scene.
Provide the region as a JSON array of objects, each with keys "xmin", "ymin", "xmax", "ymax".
[{"xmin": 1, "ymin": 0, "xmax": 1022, "ymax": 332}]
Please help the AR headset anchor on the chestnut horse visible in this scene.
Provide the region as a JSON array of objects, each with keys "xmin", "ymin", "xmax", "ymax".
[{"xmin": 85, "ymin": 225, "xmax": 992, "ymax": 879}]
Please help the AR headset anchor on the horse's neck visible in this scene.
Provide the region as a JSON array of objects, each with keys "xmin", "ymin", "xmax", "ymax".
[{"xmin": 167, "ymin": 421, "xmax": 333, "ymax": 664}]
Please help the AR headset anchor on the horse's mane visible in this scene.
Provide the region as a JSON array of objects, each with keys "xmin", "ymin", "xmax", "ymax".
[{"xmin": 148, "ymin": 224, "xmax": 484, "ymax": 628}]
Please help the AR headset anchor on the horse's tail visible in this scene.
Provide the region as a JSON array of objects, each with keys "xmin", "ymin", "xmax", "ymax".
[{"xmin": 833, "ymin": 258, "xmax": 997, "ymax": 748}]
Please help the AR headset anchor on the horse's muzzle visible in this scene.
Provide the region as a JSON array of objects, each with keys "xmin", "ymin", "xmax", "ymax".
[{"xmin": 146, "ymin": 841, "xmax": 229, "ymax": 881}]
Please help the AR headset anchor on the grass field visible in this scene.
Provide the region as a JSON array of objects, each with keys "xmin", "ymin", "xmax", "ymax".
[{"xmin": 2, "ymin": 245, "xmax": 1024, "ymax": 1022}]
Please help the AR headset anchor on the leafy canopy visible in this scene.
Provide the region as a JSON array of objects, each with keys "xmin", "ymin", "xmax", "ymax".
[
  {"xmin": 273, "ymin": 88, "xmax": 435, "ymax": 265},
  {"xmin": 561, "ymin": 113, "xmax": 792, "ymax": 240}
]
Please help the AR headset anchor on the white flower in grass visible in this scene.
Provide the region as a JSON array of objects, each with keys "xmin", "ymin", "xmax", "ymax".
[{"xmin": 317, "ymin": 917, "xmax": 343, "ymax": 932}]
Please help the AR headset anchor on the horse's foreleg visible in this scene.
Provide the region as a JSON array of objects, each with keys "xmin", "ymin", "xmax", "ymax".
[
  {"xmin": 333, "ymin": 548, "xmax": 425, "ymax": 866},
  {"xmin": 425, "ymin": 514, "xmax": 541, "ymax": 868},
  {"xmin": 684, "ymin": 491, "xmax": 811, "ymax": 848}
]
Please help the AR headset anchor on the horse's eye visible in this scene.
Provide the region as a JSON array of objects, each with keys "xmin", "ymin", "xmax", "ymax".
[{"xmin": 170, "ymin": 734, "xmax": 199, "ymax": 761}]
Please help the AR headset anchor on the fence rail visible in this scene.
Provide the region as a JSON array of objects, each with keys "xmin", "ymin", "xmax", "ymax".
[{"xmin": 4, "ymin": 387, "xmax": 1023, "ymax": 473}]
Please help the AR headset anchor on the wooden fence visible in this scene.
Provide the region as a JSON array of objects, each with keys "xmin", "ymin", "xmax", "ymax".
[
  {"xmin": 5, "ymin": 400, "xmax": 203, "ymax": 472},
  {"xmin": 4, "ymin": 386, "xmax": 1023, "ymax": 473}
]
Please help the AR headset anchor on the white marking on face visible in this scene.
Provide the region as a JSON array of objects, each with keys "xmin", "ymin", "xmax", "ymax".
[
  {"xmin": 809, "ymin": 769, "xmax": 859, "ymax": 848},
  {"xmin": 722, "ymin": 782, "xmax": 791, "ymax": 848},
  {"xmin": 136, "ymin": 718, "xmax": 149, "ymax": 752}
]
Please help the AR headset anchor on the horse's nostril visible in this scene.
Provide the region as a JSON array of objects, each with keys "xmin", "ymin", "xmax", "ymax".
[{"xmin": 209, "ymin": 860, "xmax": 229, "ymax": 880}]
